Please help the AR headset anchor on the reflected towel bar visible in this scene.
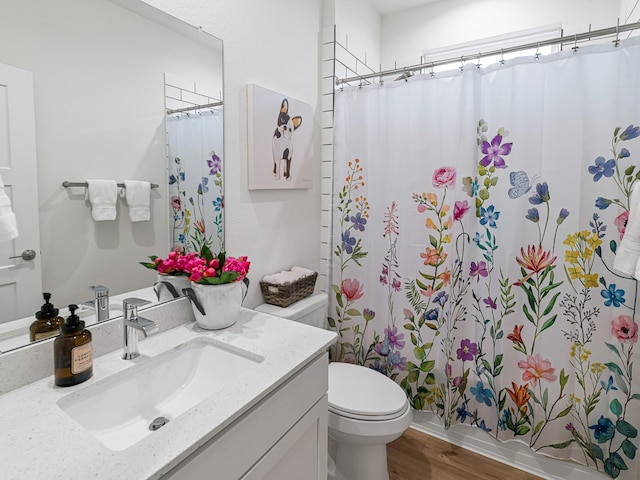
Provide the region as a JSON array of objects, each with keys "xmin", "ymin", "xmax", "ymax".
[{"xmin": 62, "ymin": 181, "xmax": 159, "ymax": 189}]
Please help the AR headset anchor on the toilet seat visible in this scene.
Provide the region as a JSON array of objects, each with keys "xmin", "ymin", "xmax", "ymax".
[{"xmin": 328, "ymin": 362, "xmax": 408, "ymax": 421}]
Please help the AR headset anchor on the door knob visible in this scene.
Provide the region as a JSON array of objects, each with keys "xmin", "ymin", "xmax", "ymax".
[{"xmin": 8, "ymin": 249, "xmax": 37, "ymax": 261}]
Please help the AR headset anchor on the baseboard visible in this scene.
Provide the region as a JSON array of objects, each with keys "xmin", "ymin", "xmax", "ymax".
[{"xmin": 411, "ymin": 411, "xmax": 605, "ymax": 480}]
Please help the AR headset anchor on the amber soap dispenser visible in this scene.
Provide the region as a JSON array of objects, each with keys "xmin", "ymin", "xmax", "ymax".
[
  {"xmin": 54, "ymin": 304, "xmax": 93, "ymax": 387},
  {"xmin": 30, "ymin": 292, "xmax": 64, "ymax": 341}
]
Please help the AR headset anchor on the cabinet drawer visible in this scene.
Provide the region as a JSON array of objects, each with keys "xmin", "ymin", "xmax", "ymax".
[{"xmin": 163, "ymin": 353, "xmax": 328, "ymax": 480}]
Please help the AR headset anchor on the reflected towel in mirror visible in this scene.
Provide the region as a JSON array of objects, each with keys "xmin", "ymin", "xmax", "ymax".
[
  {"xmin": 0, "ymin": 172, "xmax": 18, "ymax": 242},
  {"xmin": 122, "ymin": 180, "xmax": 151, "ymax": 222},
  {"xmin": 85, "ymin": 179, "xmax": 118, "ymax": 221}
]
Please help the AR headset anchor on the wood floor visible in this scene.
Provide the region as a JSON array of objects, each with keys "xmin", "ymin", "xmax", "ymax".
[{"xmin": 387, "ymin": 428, "xmax": 543, "ymax": 480}]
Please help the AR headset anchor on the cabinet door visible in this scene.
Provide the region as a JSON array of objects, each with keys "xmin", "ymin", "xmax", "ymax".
[{"xmin": 242, "ymin": 395, "xmax": 328, "ymax": 480}]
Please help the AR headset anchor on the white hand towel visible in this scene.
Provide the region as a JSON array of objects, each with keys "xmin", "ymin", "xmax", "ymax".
[
  {"xmin": 614, "ymin": 182, "xmax": 640, "ymax": 276},
  {"xmin": 85, "ymin": 179, "xmax": 118, "ymax": 221},
  {"xmin": 291, "ymin": 266, "xmax": 314, "ymax": 278},
  {"xmin": 123, "ymin": 180, "xmax": 151, "ymax": 222},
  {"xmin": 0, "ymin": 172, "xmax": 18, "ymax": 242}
]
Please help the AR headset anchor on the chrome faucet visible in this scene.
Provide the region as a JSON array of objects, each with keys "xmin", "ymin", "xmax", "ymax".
[
  {"xmin": 83, "ymin": 285, "xmax": 110, "ymax": 322},
  {"xmin": 122, "ymin": 298, "xmax": 158, "ymax": 360}
]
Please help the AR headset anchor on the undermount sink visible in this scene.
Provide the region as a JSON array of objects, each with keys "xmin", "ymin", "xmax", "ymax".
[{"xmin": 57, "ymin": 337, "xmax": 264, "ymax": 451}]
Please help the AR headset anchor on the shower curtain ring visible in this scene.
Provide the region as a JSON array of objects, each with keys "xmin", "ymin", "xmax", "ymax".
[
  {"xmin": 500, "ymin": 49, "xmax": 505, "ymax": 66},
  {"xmin": 614, "ymin": 19, "xmax": 620, "ymax": 47},
  {"xmin": 535, "ymin": 43, "xmax": 541, "ymax": 60},
  {"xmin": 476, "ymin": 52, "xmax": 482, "ymax": 70},
  {"xmin": 430, "ymin": 63, "xmax": 435, "ymax": 78},
  {"xmin": 572, "ymin": 34, "xmax": 579, "ymax": 53},
  {"xmin": 459, "ymin": 55, "xmax": 464, "ymax": 72}
]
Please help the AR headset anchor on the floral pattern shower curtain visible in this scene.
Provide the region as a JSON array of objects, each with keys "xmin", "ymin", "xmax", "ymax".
[
  {"xmin": 330, "ymin": 41, "xmax": 640, "ymax": 478},
  {"xmin": 167, "ymin": 109, "xmax": 224, "ymax": 254}
]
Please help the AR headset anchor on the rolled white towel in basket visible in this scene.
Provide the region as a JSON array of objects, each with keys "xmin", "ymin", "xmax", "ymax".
[{"xmin": 262, "ymin": 266, "xmax": 314, "ymax": 285}]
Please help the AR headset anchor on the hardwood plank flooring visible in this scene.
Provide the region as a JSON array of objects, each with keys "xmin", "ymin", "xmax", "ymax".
[{"xmin": 387, "ymin": 428, "xmax": 544, "ymax": 480}]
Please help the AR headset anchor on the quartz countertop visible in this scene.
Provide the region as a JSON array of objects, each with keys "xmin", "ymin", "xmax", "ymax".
[{"xmin": 0, "ymin": 308, "xmax": 336, "ymax": 480}]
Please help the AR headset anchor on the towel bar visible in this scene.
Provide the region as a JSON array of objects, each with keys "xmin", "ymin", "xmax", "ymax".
[{"xmin": 62, "ymin": 181, "xmax": 159, "ymax": 189}]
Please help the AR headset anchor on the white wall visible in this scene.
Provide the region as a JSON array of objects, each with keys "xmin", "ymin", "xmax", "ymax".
[
  {"xmin": 335, "ymin": 0, "xmax": 382, "ymax": 74},
  {"xmin": 0, "ymin": 0, "xmax": 222, "ymax": 309},
  {"xmin": 142, "ymin": 0, "xmax": 324, "ymax": 307},
  {"xmin": 380, "ymin": 0, "xmax": 623, "ymax": 70}
]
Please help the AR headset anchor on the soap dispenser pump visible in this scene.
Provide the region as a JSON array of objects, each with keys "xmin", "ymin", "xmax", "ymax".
[
  {"xmin": 30, "ymin": 292, "xmax": 65, "ymax": 341},
  {"xmin": 54, "ymin": 304, "xmax": 93, "ymax": 387}
]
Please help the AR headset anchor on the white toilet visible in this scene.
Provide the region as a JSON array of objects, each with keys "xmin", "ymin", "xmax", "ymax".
[{"xmin": 255, "ymin": 293, "xmax": 413, "ymax": 480}]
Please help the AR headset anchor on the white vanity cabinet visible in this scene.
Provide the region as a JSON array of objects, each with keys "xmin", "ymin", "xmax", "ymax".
[{"xmin": 163, "ymin": 353, "xmax": 329, "ymax": 480}]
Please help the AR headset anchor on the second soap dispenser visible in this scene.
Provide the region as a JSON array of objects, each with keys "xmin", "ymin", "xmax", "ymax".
[{"xmin": 54, "ymin": 304, "xmax": 93, "ymax": 387}]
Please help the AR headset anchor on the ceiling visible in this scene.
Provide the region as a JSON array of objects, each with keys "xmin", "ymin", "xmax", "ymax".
[{"xmin": 368, "ymin": 0, "xmax": 443, "ymax": 15}]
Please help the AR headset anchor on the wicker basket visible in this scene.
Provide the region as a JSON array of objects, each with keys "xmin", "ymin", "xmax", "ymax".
[{"xmin": 259, "ymin": 272, "xmax": 318, "ymax": 308}]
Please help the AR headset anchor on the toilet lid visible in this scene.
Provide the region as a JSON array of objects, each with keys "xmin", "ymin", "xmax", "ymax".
[{"xmin": 328, "ymin": 362, "xmax": 408, "ymax": 420}]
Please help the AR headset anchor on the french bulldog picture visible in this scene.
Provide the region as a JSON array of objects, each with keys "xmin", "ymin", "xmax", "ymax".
[
  {"xmin": 272, "ymin": 99, "xmax": 302, "ymax": 181},
  {"xmin": 247, "ymin": 84, "xmax": 313, "ymax": 190}
]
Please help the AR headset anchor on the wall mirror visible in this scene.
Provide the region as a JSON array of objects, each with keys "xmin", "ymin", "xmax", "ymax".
[{"xmin": 0, "ymin": 0, "xmax": 224, "ymax": 353}]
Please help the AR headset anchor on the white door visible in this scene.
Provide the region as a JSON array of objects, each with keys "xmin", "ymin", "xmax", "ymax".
[{"xmin": 0, "ymin": 63, "xmax": 42, "ymax": 323}]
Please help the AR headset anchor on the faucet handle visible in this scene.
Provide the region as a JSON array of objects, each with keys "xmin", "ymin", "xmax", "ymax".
[
  {"xmin": 89, "ymin": 285, "xmax": 109, "ymax": 297},
  {"xmin": 123, "ymin": 297, "xmax": 152, "ymax": 308}
]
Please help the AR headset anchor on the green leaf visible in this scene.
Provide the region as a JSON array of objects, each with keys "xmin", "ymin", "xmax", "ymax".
[
  {"xmin": 610, "ymin": 451, "xmax": 629, "ymax": 470},
  {"xmin": 622, "ymin": 439, "xmax": 637, "ymax": 459},
  {"xmin": 534, "ymin": 420, "xmax": 545, "ymax": 434},
  {"xmin": 591, "ymin": 443, "xmax": 604, "ymax": 460},
  {"xmin": 327, "ymin": 317, "xmax": 336, "ymax": 328},
  {"xmin": 617, "ymin": 419, "xmax": 638, "ymax": 438},
  {"xmin": 414, "ymin": 347, "xmax": 426, "ymax": 361},
  {"xmin": 429, "ymin": 235, "xmax": 438, "ymax": 248},
  {"xmin": 408, "ymin": 369, "xmax": 420, "ymax": 383},
  {"xmin": 606, "ymin": 342, "xmax": 621, "ymax": 358},
  {"xmin": 548, "ymin": 439, "xmax": 575, "ymax": 449},
  {"xmin": 540, "ymin": 315, "xmax": 557, "ymax": 333},
  {"xmin": 425, "ymin": 373, "xmax": 436, "ymax": 385},
  {"xmin": 479, "ymin": 188, "xmax": 490, "ymax": 200},
  {"xmin": 606, "ymin": 362, "xmax": 625, "ymax": 377},
  {"xmin": 542, "ymin": 292, "xmax": 561, "ymax": 316},
  {"xmin": 625, "ymin": 165, "xmax": 635, "ymax": 175},
  {"xmin": 611, "ymin": 240, "xmax": 618, "ymax": 255},
  {"xmin": 494, "ymin": 354, "xmax": 503, "ymax": 369},
  {"xmin": 336, "ymin": 292, "xmax": 344, "ymax": 308},
  {"xmin": 560, "ymin": 369, "xmax": 569, "ymax": 389},
  {"xmin": 522, "ymin": 304, "xmax": 536, "ymax": 324},
  {"xmin": 425, "ymin": 322, "xmax": 438, "ymax": 330},
  {"xmin": 405, "ymin": 361, "xmax": 418, "ymax": 371},
  {"xmin": 631, "ymin": 393, "xmax": 640, "ymax": 401},
  {"xmin": 346, "ymin": 308, "xmax": 361, "ymax": 316},
  {"xmin": 490, "ymin": 176, "xmax": 499, "ymax": 186},
  {"xmin": 421, "ymin": 360, "xmax": 436, "ymax": 373},
  {"xmin": 404, "ymin": 323, "xmax": 416, "ymax": 331},
  {"xmin": 610, "ymin": 398, "xmax": 623, "ymax": 417},
  {"xmin": 556, "ymin": 405, "xmax": 572, "ymax": 418},
  {"xmin": 515, "ymin": 425, "xmax": 531, "ymax": 436}
]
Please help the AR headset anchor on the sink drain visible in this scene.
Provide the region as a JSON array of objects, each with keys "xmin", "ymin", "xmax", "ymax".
[{"xmin": 149, "ymin": 416, "xmax": 170, "ymax": 431}]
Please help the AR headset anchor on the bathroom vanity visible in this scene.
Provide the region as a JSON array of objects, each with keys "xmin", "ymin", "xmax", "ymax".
[{"xmin": 0, "ymin": 307, "xmax": 336, "ymax": 479}]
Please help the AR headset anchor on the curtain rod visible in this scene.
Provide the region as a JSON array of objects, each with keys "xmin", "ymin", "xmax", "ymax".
[
  {"xmin": 166, "ymin": 100, "xmax": 223, "ymax": 115},
  {"xmin": 336, "ymin": 21, "xmax": 640, "ymax": 86}
]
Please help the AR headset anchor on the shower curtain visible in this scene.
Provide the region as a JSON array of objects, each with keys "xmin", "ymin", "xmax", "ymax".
[
  {"xmin": 166, "ymin": 109, "xmax": 224, "ymax": 254},
  {"xmin": 331, "ymin": 39, "xmax": 640, "ymax": 478}
]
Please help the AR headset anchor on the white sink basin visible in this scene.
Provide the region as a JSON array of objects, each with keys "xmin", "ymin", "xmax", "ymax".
[{"xmin": 57, "ymin": 337, "xmax": 264, "ymax": 451}]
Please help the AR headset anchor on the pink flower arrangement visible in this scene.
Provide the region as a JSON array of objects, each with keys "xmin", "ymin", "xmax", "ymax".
[
  {"xmin": 141, "ymin": 247, "xmax": 250, "ymax": 285},
  {"xmin": 184, "ymin": 246, "xmax": 250, "ymax": 285},
  {"xmin": 517, "ymin": 354, "xmax": 557, "ymax": 387},
  {"xmin": 140, "ymin": 251, "xmax": 201, "ymax": 276}
]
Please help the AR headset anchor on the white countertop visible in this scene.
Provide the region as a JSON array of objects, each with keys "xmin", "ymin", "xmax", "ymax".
[{"xmin": 0, "ymin": 308, "xmax": 336, "ymax": 480}]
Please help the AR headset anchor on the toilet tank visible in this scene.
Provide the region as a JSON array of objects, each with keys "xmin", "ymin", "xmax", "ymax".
[{"xmin": 254, "ymin": 293, "xmax": 328, "ymax": 329}]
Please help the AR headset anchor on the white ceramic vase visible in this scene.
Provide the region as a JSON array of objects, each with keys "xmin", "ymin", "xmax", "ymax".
[
  {"xmin": 154, "ymin": 274, "xmax": 191, "ymax": 302},
  {"xmin": 186, "ymin": 279, "xmax": 249, "ymax": 330}
]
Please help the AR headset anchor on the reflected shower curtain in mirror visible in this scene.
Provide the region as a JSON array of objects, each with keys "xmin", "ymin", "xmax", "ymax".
[
  {"xmin": 331, "ymin": 40, "xmax": 640, "ymax": 478},
  {"xmin": 167, "ymin": 109, "xmax": 224, "ymax": 254}
]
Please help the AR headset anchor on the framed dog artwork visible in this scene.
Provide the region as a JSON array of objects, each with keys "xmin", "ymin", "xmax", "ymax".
[{"xmin": 247, "ymin": 84, "xmax": 313, "ymax": 189}]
